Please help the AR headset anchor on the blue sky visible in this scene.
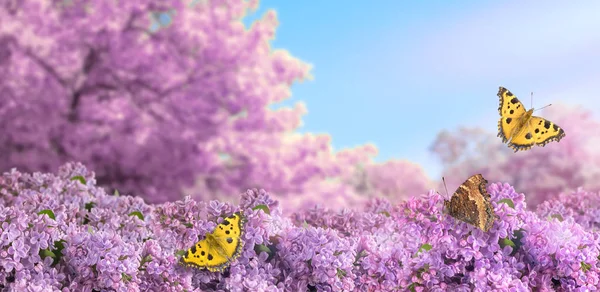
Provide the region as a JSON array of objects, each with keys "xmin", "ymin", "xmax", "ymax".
[{"xmin": 244, "ymin": 1, "xmax": 600, "ymax": 179}]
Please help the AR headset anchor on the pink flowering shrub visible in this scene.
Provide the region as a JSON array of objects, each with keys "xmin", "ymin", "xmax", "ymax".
[
  {"xmin": 430, "ymin": 104, "xmax": 600, "ymax": 206},
  {"xmin": 1, "ymin": 163, "xmax": 598, "ymax": 290},
  {"xmin": 0, "ymin": 0, "xmax": 430, "ymax": 210},
  {"xmin": 349, "ymin": 159, "xmax": 433, "ymax": 202}
]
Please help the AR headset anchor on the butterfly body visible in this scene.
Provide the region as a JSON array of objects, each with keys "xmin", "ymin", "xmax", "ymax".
[
  {"xmin": 181, "ymin": 213, "xmax": 245, "ymax": 272},
  {"xmin": 505, "ymin": 108, "xmax": 533, "ymax": 142},
  {"xmin": 497, "ymin": 87, "xmax": 565, "ymax": 152},
  {"xmin": 444, "ymin": 174, "xmax": 496, "ymax": 232}
]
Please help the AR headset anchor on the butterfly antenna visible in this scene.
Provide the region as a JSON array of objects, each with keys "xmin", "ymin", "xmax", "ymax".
[
  {"xmin": 533, "ymin": 103, "xmax": 552, "ymax": 113},
  {"xmin": 442, "ymin": 177, "xmax": 450, "ymax": 199},
  {"xmin": 530, "ymin": 91, "xmax": 533, "ymax": 109}
]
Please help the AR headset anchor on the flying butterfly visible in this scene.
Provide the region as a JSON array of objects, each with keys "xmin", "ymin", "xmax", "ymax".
[{"xmin": 497, "ymin": 86, "xmax": 565, "ymax": 152}]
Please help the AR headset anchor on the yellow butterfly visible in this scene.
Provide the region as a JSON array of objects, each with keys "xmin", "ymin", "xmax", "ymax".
[
  {"xmin": 497, "ymin": 86, "xmax": 565, "ymax": 152},
  {"xmin": 181, "ymin": 213, "xmax": 245, "ymax": 272}
]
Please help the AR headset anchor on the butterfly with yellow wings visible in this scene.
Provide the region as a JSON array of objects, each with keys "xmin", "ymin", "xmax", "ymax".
[
  {"xmin": 497, "ymin": 86, "xmax": 565, "ymax": 152},
  {"xmin": 180, "ymin": 213, "xmax": 245, "ymax": 272}
]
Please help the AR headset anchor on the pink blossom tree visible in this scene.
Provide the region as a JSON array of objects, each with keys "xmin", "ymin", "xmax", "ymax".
[
  {"xmin": 0, "ymin": 0, "xmax": 431, "ymax": 208},
  {"xmin": 430, "ymin": 104, "xmax": 600, "ymax": 206},
  {"xmin": 348, "ymin": 160, "xmax": 433, "ymax": 202}
]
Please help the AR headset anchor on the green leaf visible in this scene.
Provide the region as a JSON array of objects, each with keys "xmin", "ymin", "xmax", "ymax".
[
  {"xmin": 353, "ymin": 250, "xmax": 368, "ymax": 266},
  {"xmin": 175, "ymin": 250, "xmax": 187, "ymax": 257},
  {"xmin": 416, "ymin": 264, "xmax": 430, "ymax": 278},
  {"xmin": 140, "ymin": 255, "xmax": 153, "ymax": 266},
  {"xmin": 128, "ymin": 211, "xmax": 144, "ymax": 221},
  {"xmin": 336, "ymin": 268, "xmax": 347, "ymax": 278},
  {"xmin": 71, "ymin": 175, "xmax": 87, "ymax": 185},
  {"xmin": 113, "ymin": 189, "xmax": 120, "ymax": 196},
  {"xmin": 581, "ymin": 262, "xmax": 592, "ymax": 272},
  {"xmin": 39, "ymin": 248, "xmax": 56, "ymax": 260},
  {"xmin": 499, "ymin": 229, "xmax": 525, "ymax": 256},
  {"xmin": 254, "ymin": 243, "xmax": 277, "ymax": 261},
  {"xmin": 499, "ymin": 238, "xmax": 515, "ymax": 249},
  {"xmin": 379, "ymin": 211, "xmax": 391, "ymax": 217},
  {"xmin": 37, "ymin": 209, "xmax": 56, "ymax": 220},
  {"xmin": 550, "ymin": 214, "xmax": 564, "ymax": 222},
  {"xmin": 84, "ymin": 202, "xmax": 96, "ymax": 212},
  {"xmin": 254, "ymin": 244, "xmax": 271, "ymax": 254},
  {"xmin": 413, "ymin": 243, "xmax": 433, "ymax": 257},
  {"xmin": 252, "ymin": 204, "xmax": 271, "ymax": 215},
  {"xmin": 408, "ymin": 283, "xmax": 419, "ymax": 292},
  {"xmin": 512, "ymin": 229, "xmax": 525, "ymax": 254},
  {"xmin": 54, "ymin": 240, "xmax": 66, "ymax": 252},
  {"xmin": 41, "ymin": 240, "xmax": 66, "ymax": 266},
  {"xmin": 183, "ymin": 222, "xmax": 193, "ymax": 228},
  {"xmin": 498, "ymin": 199, "xmax": 515, "ymax": 209},
  {"xmin": 121, "ymin": 273, "xmax": 132, "ymax": 282},
  {"xmin": 420, "ymin": 243, "xmax": 432, "ymax": 252}
]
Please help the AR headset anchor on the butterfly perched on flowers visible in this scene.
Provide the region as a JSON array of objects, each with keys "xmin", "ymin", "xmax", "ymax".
[
  {"xmin": 443, "ymin": 174, "xmax": 496, "ymax": 232},
  {"xmin": 497, "ymin": 86, "xmax": 565, "ymax": 152},
  {"xmin": 181, "ymin": 213, "xmax": 245, "ymax": 272}
]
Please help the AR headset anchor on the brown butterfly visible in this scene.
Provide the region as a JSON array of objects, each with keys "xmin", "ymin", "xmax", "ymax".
[{"xmin": 443, "ymin": 174, "xmax": 496, "ymax": 232}]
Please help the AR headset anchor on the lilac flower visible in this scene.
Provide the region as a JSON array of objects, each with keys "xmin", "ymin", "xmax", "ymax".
[
  {"xmin": 537, "ymin": 187, "xmax": 600, "ymax": 231},
  {"xmin": 1, "ymin": 163, "xmax": 600, "ymax": 290}
]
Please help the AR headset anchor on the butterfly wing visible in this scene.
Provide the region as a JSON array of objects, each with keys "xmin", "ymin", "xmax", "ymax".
[
  {"xmin": 211, "ymin": 213, "xmax": 245, "ymax": 262},
  {"xmin": 181, "ymin": 213, "xmax": 245, "ymax": 272},
  {"xmin": 497, "ymin": 87, "xmax": 528, "ymax": 143},
  {"xmin": 181, "ymin": 235, "xmax": 229, "ymax": 271},
  {"xmin": 528, "ymin": 116, "xmax": 566, "ymax": 147},
  {"xmin": 444, "ymin": 174, "xmax": 496, "ymax": 232},
  {"xmin": 444, "ymin": 193, "xmax": 479, "ymax": 226},
  {"xmin": 506, "ymin": 115, "xmax": 566, "ymax": 152},
  {"xmin": 506, "ymin": 124, "xmax": 536, "ymax": 152}
]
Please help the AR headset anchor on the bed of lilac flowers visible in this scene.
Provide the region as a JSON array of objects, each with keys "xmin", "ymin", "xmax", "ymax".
[{"xmin": 0, "ymin": 163, "xmax": 599, "ymax": 291}]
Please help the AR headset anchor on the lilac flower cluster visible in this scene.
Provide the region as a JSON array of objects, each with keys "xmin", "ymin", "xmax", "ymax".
[
  {"xmin": 537, "ymin": 187, "xmax": 600, "ymax": 232},
  {"xmin": 1, "ymin": 163, "xmax": 599, "ymax": 291}
]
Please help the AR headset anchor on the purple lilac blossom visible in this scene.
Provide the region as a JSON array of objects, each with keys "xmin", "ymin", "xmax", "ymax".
[
  {"xmin": 0, "ymin": 163, "xmax": 599, "ymax": 290},
  {"xmin": 537, "ymin": 187, "xmax": 600, "ymax": 232}
]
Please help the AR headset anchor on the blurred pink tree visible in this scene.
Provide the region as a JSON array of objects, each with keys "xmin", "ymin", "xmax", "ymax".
[
  {"xmin": 348, "ymin": 160, "xmax": 433, "ymax": 202},
  {"xmin": 0, "ymin": 0, "xmax": 431, "ymax": 208},
  {"xmin": 430, "ymin": 104, "xmax": 600, "ymax": 206}
]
